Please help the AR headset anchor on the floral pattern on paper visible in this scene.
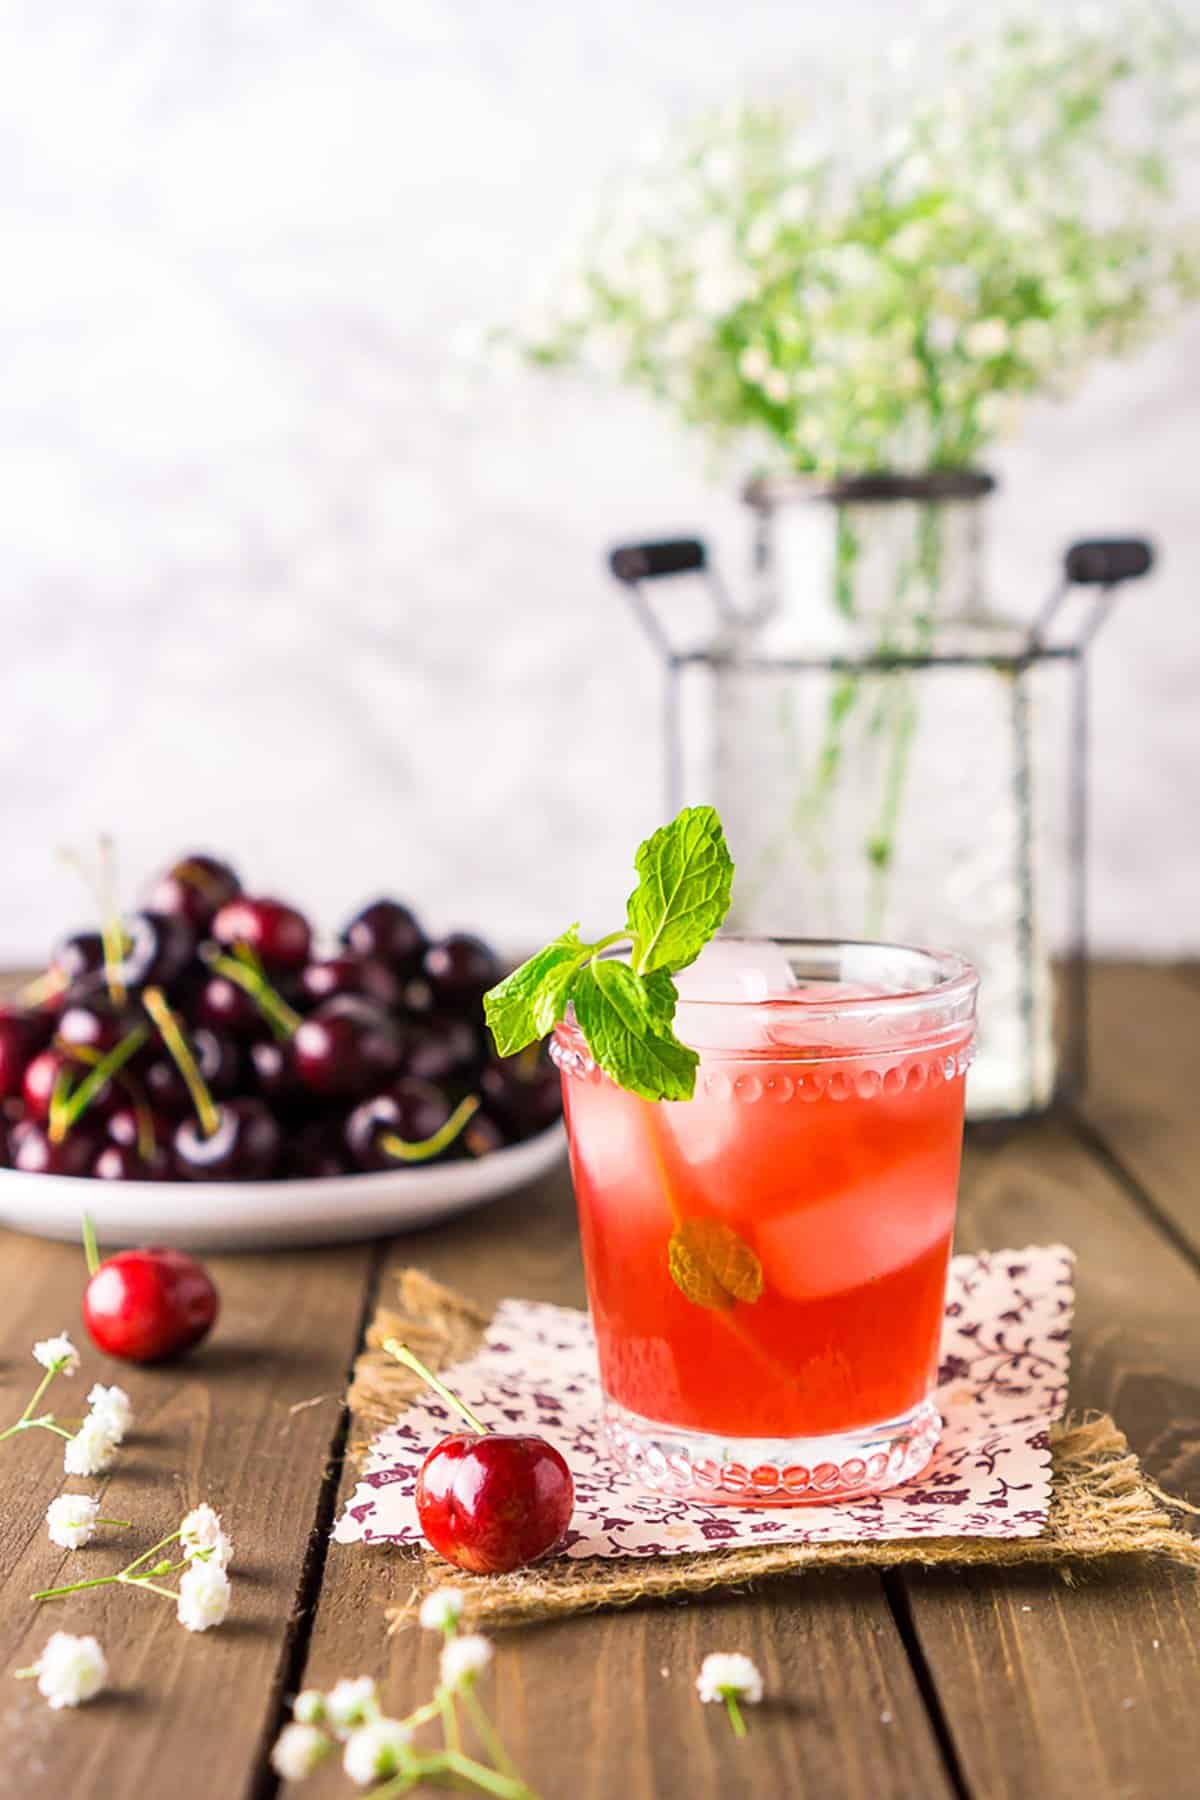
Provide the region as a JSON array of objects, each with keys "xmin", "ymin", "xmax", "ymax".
[{"xmin": 335, "ymin": 1246, "xmax": 1073, "ymax": 1556}]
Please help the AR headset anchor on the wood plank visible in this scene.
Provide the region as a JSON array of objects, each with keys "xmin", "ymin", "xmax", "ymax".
[
  {"xmin": 1078, "ymin": 961, "xmax": 1200, "ymax": 1263},
  {"xmin": 895, "ymin": 1114, "xmax": 1200, "ymax": 1800},
  {"xmin": 296, "ymin": 1163, "xmax": 955, "ymax": 1800},
  {"xmin": 0, "ymin": 1229, "xmax": 373, "ymax": 1800}
]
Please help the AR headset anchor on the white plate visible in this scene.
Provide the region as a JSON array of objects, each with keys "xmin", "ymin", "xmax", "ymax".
[{"xmin": 0, "ymin": 1123, "xmax": 567, "ymax": 1252}]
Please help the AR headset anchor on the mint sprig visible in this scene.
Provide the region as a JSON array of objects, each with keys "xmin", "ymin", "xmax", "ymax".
[{"xmin": 483, "ymin": 806, "xmax": 733, "ymax": 1102}]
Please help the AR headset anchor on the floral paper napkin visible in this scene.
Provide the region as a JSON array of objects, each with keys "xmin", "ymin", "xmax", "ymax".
[{"xmin": 335, "ymin": 1245, "xmax": 1073, "ymax": 1556}]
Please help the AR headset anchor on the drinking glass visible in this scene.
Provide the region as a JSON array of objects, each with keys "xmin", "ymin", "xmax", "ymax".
[{"xmin": 552, "ymin": 939, "xmax": 978, "ymax": 1503}]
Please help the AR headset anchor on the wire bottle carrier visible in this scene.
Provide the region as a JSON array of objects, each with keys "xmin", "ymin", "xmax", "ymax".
[{"xmin": 610, "ymin": 482, "xmax": 1152, "ymax": 1121}]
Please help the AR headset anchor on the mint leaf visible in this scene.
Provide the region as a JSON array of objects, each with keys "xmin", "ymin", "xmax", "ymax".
[
  {"xmin": 573, "ymin": 960, "xmax": 698, "ymax": 1102},
  {"xmin": 626, "ymin": 804, "xmax": 734, "ymax": 977},
  {"xmin": 483, "ymin": 926, "xmax": 588, "ymax": 1057},
  {"xmin": 480, "ymin": 806, "xmax": 734, "ymax": 1101}
]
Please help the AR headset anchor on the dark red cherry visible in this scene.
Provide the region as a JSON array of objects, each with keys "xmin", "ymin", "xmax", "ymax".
[
  {"xmin": 416, "ymin": 1432, "xmax": 574, "ymax": 1573},
  {"xmin": 195, "ymin": 973, "xmax": 262, "ymax": 1036},
  {"xmin": 479, "ymin": 1053, "xmax": 563, "ymax": 1137},
  {"xmin": 345, "ymin": 1078, "xmax": 452, "ymax": 1172},
  {"xmin": 285, "ymin": 1117, "xmax": 353, "ymax": 1179},
  {"xmin": 422, "ymin": 934, "xmax": 501, "ymax": 1009},
  {"xmin": 82, "ymin": 1246, "xmax": 218, "ymax": 1361},
  {"xmin": 51, "ymin": 931, "xmax": 106, "ymax": 992},
  {"xmin": 460, "ymin": 1109, "xmax": 508, "ymax": 1158},
  {"xmin": 211, "ymin": 896, "xmax": 312, "ymax": 972},
  {"xmin": 174, "ymin": 1098, "xmax": 281, "ymax": 1181},
  {"xmin": 248, "ymin": 1036, "xmax": 305, "ymax": 1105},
  {"xmin": 106, "ymin": 1105, "xmax": 174, "ymax": 1152},
  {"xmin": 144, "ymin": 1027, "xmax": 241, "ymax": 1111},
  {"xmin": 0, "ymin": 1006, "xmax": 54, "ymax": 1100},
  {"xmin": 292, "ymin": 1001, "xmax": 404, "ymax": 1099},
  {"xmin": 145, "ymin": 854, "xmax": 241, "ymax": 932},
  {"xmin": 298, "ymin": 954, "xmax": 401, "ymax": 1011},
  {"xmin": 341, "ymin": 899, "xmax": 426, "ymax": 974},
  {"xmin": 57, "ymin": 999, "xmax": 143, "ymax": 1057},
  {"xmin": 93, "ymin": 1140, "xmax": 173, "ymax": 1182},
  {"xmin": 403, "ymin": 1014, "xmax": 481, "ymax": 1085},
  {"xmin": 115, "ymin": 911, "xmax": 197, "ymax": 990},
  {"xmin": 12, "ymin": 1121, "xmax": 101, "ymax": 1177}
]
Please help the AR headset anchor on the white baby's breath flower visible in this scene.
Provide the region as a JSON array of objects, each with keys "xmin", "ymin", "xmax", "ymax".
[
  {"xmin": 176, "ymin": 1559, "xmax": 231, "ymax": 1632},
  {"xmin": 270, "ymin": 1721, "xmax": 331, "ymax": 1782},
  {"xmin": 292, "ymin": 1688, "xmax": 326, "ymax": 1725},
  {"xmin": 962, "ymin": 317, "xmax": 1010, "ymax": 359},
  {"xmin": 45, "ymin": 1493, "xmax": 101, "ymax": 1550},
  {"xmin": 180, "ymin": 1503, "xmax": 233, "ymax": 1570},
  {"xmin": 419, "ymin": 1587, "xmax": 465, "ymax": 1633},
  {"xmin": 63, "ymin": 1415, "xmax": 119, "ymax": 1478},
  {"xmin": 738, "ymin": 345, "xmax": 771, "ymax": 384},
  {"xmin": 33, "ymin": 1334, "xmax": 79, "ymax": 1376},
  {"xmin": 342, "ymin": 1718, "xmax": 413, "ymax": 1787},
  {"xmin": 762, "ymin": 369, "xmax": 791, "ymax": 404},
  {"xmin": 29, "ymin": 1632, "xmax": 107, "ymax": 1709},
  {"xmin": 86, "ymin": 1385, "xmax": 132, "ymax": 1442},
  {"xmin": 325, "ymin": 1675, "xmax": 380, "ymax": 1740},
  {"xmin": 439, "ymin": 1634, "xmax": 493, "ymax": 1691},
  {"xmin": 696, "ymin": 1652, "xmax": 764, "ymax": 1706}
]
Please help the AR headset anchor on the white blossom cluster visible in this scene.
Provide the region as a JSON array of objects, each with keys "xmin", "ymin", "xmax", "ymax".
[
  {"xmin": 498, "ymin": 3, "xmax": 1200, "ymax": 476},
  {"xmin": 270, "ymin": 1674, "xmax": 414, "ymax": 1787}
]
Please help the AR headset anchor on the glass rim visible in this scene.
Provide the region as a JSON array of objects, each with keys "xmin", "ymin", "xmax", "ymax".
[{"xmin": 669, "ymin": 936, "xmax": 978, "ymax": 1017}]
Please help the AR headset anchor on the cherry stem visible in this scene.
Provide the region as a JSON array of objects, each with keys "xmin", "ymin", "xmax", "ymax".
[
  {"xmin": 382, "ymin": 1339, "xmax": 489, "ymax": 1435},
  {"xmin": 18, "ymin": 968, "xmax": 67, "ymax": 1007},
  {"xmin": 82, "ymin": 1213, "xmax": 101, "ymax": 1278},
  {"xmin": 207, "ymin": 951, "xmax": 302, "ymax": 1042},
  {"xmin": 379, "ymin": 1095, "xmax": 480, "ymax": 1164},
  {"xmin": 58, "ymin": 842, "xmax": 128, "ymax": 1009},
  {"xmin": 142, "ymin": 987, "xmax": 220, "ymax": 1137},
  {"xmin": 49, "ymin": 1026, "xmax": 148, "ymax": 1144},
  {"xmin": 97, "ymin": 835, "xmax": 128, "ymax": 1010}
]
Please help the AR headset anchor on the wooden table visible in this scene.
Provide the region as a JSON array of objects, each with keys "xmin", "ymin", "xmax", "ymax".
[{"xmin": 2, "ymin": 963, "xmax": 1197, "ymax": 1799}]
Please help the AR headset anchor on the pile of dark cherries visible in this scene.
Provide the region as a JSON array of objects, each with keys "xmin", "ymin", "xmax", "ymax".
[{"xmin": 0, "ymin": 854, "xmax": 560, "ymax": 1183}]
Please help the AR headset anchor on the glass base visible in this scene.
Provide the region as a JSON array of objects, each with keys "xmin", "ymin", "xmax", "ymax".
[{"xmin": 603, "ymin": 1396, "xmax": 941, "ymax": 1505}]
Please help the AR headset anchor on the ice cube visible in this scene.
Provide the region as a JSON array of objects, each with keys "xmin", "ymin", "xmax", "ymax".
[{"xmin": 673, "ymin": 937, "xmax": 798, "ymax": 1003}]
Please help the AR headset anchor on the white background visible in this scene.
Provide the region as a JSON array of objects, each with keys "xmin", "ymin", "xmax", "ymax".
[{"xmin": 2, "ymin": 1, "xmax": 1197, "ymax": 962}]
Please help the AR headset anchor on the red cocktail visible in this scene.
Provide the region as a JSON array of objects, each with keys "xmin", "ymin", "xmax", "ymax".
[{"xmin": 553, "ymin": 939, "xmax": 977, "ymax": 1503}]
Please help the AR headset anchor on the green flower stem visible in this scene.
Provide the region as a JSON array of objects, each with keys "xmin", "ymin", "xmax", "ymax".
[
  {"xmin": 439, "ymin": 1685, "xmax": 461, "ymax": 1752},
  {"xmin": 439, "ymin": 1749, "xmax": 539, "ymax": 1799},
  {"xmin": 122, "ymin": 1529, "xmax": 182, "ymax": 1575},
  {"xmin": 15, "ymin": 1367, "xmax": 57, "ymax": 1426},
  {"xmin": 379, "ymin": 1095, "xmax": 479, "ymax": 1165},
  {"xmin": 33, "ymin": 1565, "xmax": 177, "ymax": 1604},
  {"xmin": 462, "ymin": 1685, "xmax": 520, "ymax": 1782},
  {"xmin": 82, "ymin": 1213, "xmax": 101, "ymax": 1279},
  {"xmin": 723, "ymin": 1692, "xmax": 748, "ymax": 1738},
  {"xmin": 383, "ymin": 1340, "xmax": 489, "ymax": 1435},
  {"xmin": 207, "ymin": 952, "xmax": 302, "ymax": 1042},
  {"xmin": 394, "ymin": 1696, "xmax": 445, "ymax": 1734}
]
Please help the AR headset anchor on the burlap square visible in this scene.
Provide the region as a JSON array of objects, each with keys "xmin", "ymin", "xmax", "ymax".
[{"xmin": 345, "ymin": 1268, "xmax": 1200, "ymax": 1631}]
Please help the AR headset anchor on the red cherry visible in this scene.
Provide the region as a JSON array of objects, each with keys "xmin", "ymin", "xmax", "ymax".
[
  {"xmin": 82, "ymin": 1247, "xmax": 218, "ymax": 1362},
  {"xmin": 211, "ymin": 896, "xmax": 312, "ymax": 972},
  {"xmin": 145, "ymin": 854, "xmax": 241, "ymax": 932},
  {"xmin": 415, "ymin": 1432, "xmax": 574, "ymax": 1573},
  {"xmin": 22, "ymin": 1047, "xmax": 115, "ymax": 1122},
  {"xmin": 0, "ymin": 1006, "xmax": 54, "ymax": 1099},
  {"xmin": 12, "ymin": 1122, "xmax": 101, "ymax": 1177}
]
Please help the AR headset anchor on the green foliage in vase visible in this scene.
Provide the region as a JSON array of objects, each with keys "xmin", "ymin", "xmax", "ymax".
[{"xmin": 493, "ymin": 3, "xmax": 1199, "ymax": 476}]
